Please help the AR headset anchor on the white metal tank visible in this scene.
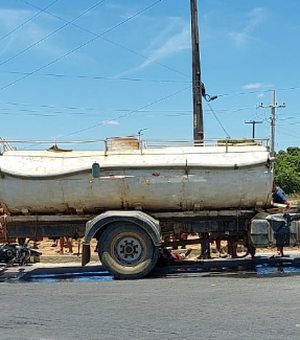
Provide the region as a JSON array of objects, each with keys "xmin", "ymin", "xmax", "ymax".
[{"xmin": 0, "ymin": 138, "xmax": 273, "ymax": 215}]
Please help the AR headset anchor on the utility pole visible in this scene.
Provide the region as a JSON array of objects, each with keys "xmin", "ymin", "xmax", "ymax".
[
  {"xmin": 190, "ymin": 0, "xmax": 203, "ymax": 141},
  {"xmin": 259, "ymin": 90, "xmax": 285, "ymax": 157},
  {"xmin": 244, "ymin": 120, "xmax": 263, "ymax": 139}
]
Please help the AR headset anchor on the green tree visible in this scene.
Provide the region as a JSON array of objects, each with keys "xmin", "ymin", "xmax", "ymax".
[{"xmin": 274, "ymin": 147, "xmax": 300, "ymax": 194}]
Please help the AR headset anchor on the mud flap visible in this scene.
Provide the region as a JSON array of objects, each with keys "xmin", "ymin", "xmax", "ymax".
[{"xmin": 81, "ymin": 243, "xmax": 91, "ymax": 267}]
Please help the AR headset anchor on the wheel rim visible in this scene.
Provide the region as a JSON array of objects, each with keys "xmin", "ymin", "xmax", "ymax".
[{"xmin": 113, "ymin": 234, "xmax": 145, "ymax": 265}]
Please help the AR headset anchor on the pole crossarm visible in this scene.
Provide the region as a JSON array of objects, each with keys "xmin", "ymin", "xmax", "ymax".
[{"xmin": 244, "ymin": 120, "xmax": 263, "ymax": 139}]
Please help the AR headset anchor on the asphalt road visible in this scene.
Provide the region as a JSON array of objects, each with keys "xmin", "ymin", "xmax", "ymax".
[{"xmin": 1, "ymin": 270, "xmax": 300, "ymax": 340}]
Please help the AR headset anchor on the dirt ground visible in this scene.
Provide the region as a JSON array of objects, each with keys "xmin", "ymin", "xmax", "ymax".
[
  {"xmin": 33, "ymin": 237, "xmax": 98, "ymax": 256},
  {"xmin": 34, "ymin": 237, "xmax": 223, "ymax": 258},
  {"xmin": 33, "ymin": 236, "xmax": 299, "ymax": 259}
]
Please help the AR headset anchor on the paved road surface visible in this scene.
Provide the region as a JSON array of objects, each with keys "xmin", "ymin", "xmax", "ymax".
[{"xmin": 0, "ymin": 270, "xmax": 300, "ymax": 340}]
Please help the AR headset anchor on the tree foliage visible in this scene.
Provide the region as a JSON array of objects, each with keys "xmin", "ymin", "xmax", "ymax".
[{"xmin": 274, "ymin": 147, "xmax": 300, "ymax": 194}]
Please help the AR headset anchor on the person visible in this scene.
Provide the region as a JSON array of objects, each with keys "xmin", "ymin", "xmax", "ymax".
[
  {"xmin": 272, "ymin": 183, "xmax": 290, "ymax": 256},
  {"xmin": 51, "ymin": 238, "xmax": 59, "ymax": 247},
  {"xmin": 0, "ymin": 204, "xmax": 5, "ymax": 243},
  {"xmin": 197, "ymin": 232, "xmax": 211, "ymax": 259},
  {"xmin": 58, "ymin": 236, "xmax": 73, "ymax": 255},
  {"xmin": 226, "ymin": 236, "xmax": 237, "ymax": 258},
  {"xmin": 209, "ymin": 237, "xmax": 224, "ymax": 258},
  {"xmin": 171, "ymin": 224, "xmax": 188, "ymax": 250},
  {"xmin": 212, "ymin": 239, "xmax": 221, "ymax": 257},
  {"xmin": 272, "ymin": 183, "xmax": 290, "ymax": 208},
  {"xmin": 157, "ymin": 248, "xmax": 192, "ymax": 266}
]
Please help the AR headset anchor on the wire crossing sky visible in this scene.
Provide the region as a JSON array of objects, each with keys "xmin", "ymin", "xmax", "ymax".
[{"xmin": 0, "ymin": 0, "xmax": 299, "ymax": 151}]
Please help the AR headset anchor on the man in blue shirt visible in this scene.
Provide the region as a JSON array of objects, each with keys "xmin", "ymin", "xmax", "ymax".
[{"xmin": 272, "ymin": 183, "xmax": 288, "ymax": 205}]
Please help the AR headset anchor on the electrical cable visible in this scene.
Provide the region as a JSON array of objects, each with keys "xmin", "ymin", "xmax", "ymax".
[
  {"xmin": 2, "ymin": 70, "xmax": 190, "ymax": 84},
  {"xmin": 57, "ymin": 85, "xmax": 192, "ymax": 139},
  {"xmin": 0, "ymin": 0, "xmax": 164, "ymax": 92},
  {"xmin": 0, "ymin": 0, "xmax": 108, "ymax": 68},
  {"xmin": 0, "ymin": 0, "xmax": 61, "ymax": 43},
  {"xmin": 205, "ymin": 102, "xmax": 231, "ymax": 138},
  {"xmin": 15, "ymin": 0, "xmax": 189, "ymax": 78}
]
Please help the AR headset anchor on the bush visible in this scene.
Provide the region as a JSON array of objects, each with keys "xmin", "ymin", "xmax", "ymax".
[{"xmin": 274, "ymin": 147, "xmax": 300, "ymax": 194}]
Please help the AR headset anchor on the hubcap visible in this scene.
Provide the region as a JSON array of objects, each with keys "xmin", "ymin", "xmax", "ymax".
[{"xmin": 115, "ymin": 236, "xmax": 143, "ymax": 264}]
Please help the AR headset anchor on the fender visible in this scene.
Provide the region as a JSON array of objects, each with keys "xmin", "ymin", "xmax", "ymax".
[{"xmin": 82, "ymin": 210, "xmax": 161, "ymax": 266}]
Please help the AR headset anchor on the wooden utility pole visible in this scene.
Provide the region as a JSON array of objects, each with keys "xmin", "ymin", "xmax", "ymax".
[
  {"xmin": 244, "ymin": 120, "xmax": 263, "ymax": 139},
  {"xmin": 190, "ymin": 0, "xmax": 203, "ymax": 141}
]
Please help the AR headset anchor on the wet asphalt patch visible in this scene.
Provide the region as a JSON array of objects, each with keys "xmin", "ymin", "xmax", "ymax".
[{"xmin": 2, "ymin": 254, "xmax": 300, "ymax": 283}]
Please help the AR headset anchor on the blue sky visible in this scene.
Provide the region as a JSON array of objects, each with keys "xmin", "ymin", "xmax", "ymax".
[{"xmin": 0, "ymin": 0, "xmax": 299, "ymax": 151}]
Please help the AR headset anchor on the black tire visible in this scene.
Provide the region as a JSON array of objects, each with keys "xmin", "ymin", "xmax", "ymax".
[
  {"xmin": 220, "ymin": 241, "xmax": 251, "ymax": 258},
  {"xmin": 232, "ymin": 241, "xmax": 249, "ymax": 258},
  {"xmin": 5, "ymin": 249, "xmax": 14, "ymax": 260},
  {"xmin": 98, "ymin": 222, "xmax": 159, "ymax": 280}
]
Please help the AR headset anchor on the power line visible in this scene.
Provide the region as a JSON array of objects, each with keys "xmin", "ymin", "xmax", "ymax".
[
  {"xmin": 205, "ymin": 102, "xmax": 230, "ymax": 138},
  {"xmin": 1, "ymin": 83, "xmax": 299, "ymax": 122},
  {"xmin": 0, "ymin": 0, "xmax": 108, "ymax": 68},
  {"xmin": 0, "ymin": 99, "xmax": 192, "ymax": 112},
  {"xmin": 16, "ymin": 0, "xmax": 189, "ymax": 78},
  {"xmin": 217, "ymin": 87, "xmax": 300, "ymax": 98},
  {"xmin": 0, "ymin": 106, "xmax": 191, "ymax": 118},
  {"xmin": 0, "ymin": 0, "xmax": 61, "ymax": 43},
  {"xmin": 0, "ymin": 0, "xmax": 164, "ymax": 93},
  {"xmin": 278, "ymin": 126, "xmax": 300, "ymax": 143},
  {"xmin": 57, "ymin": 85, "xmax": 192, "ymax": 140},
  {"xmin": 2, "ymin": 70, "xmax": 190, "ymax": 84}
]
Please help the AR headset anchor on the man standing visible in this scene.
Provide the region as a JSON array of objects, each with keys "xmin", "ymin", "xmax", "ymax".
[{"xmin": 272, "ymin": 183, "xmax": 290, "ymax": 256}]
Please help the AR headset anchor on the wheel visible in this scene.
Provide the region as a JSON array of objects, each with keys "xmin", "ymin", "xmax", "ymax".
[
  {"xmin": 232, "ymin": 241, "xmax": 249, "ymax": 258},
  {"xmin": 4, "ymin": 249, "xmax": 15, "ymax": 263},
  {"xmin": 5, "ymin": 249, "xmax": 14, "ymax": 259},
  {"xmin": 219, "ymin": 240, "xmax": 250, "ymax": 258},
  {"xmin": 98, "ymin": 222, "xmax": 159, "ymax": 280}
]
